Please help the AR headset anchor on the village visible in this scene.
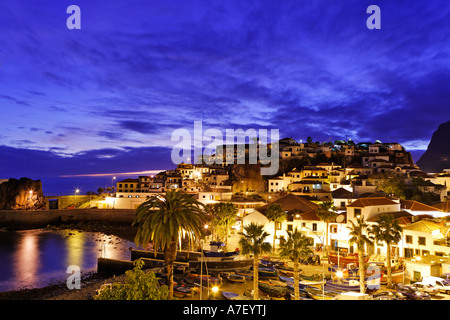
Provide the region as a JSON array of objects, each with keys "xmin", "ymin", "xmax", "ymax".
[{"xmin": 81, "ymin": 137, "xmax": 450, "ymax": 298}]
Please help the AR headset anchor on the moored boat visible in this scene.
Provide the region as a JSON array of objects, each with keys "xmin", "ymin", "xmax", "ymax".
[
  {"xmin": 258, "ymin": 267, "xmax": 278, "ymax": 278},
  {"xmin": 221, "ymin": 291, "xmax": 252, "ymax": 300},
  {"xmin": 305, "ymin": 287, "xmax": 339, "ymax": 300},
  {"xmin": 328, "ymin": 251, "xmax": 369, "ymax": 268},
  {"xmin": 324, "ymin": 279, "xmax": 361, "ymax": 292},
  {"xmin": 223, "ymin": 272, "xmax": 246, "ymax": 283},
  {"xmin": 258, "ymin": 281, "xmax": 287, "ymax": 298},
  {"xmin": 187, "ymin": 273, "xmax": 222, "ymax": 285}
]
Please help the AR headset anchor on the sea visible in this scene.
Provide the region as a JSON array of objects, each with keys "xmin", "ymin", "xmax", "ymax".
[
  {"xmin": 0, "ymin": 228, "xmax": 138, "ymax": 292},
  {"xmin": 40, "ymin": 176, "xmax": 137, "ymax": 197}
]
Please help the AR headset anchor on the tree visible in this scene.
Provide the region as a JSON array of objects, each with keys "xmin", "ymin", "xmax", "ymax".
[
  {"xmin": 348, "ymin": 216, "xmax": 373, "ymax": 293},
  {"xmin": 133, "ymin": 190, "xmax": 207, "ymax": 299},
  {"xmin": 238, "ymin": 223, "xmax": 272, "ymax": 300},
  {"xmin": 94, "ymin": 259, "xmax": 169, "ymax": 300},
  {"xmin": 97, "ymin": 187, "xmax": 105, "ymax": 194},
  {"xmin": 278, "ymin": 228, "xmax": 313, "ymax": 300},
  {"xmin": 307, "ymin": 136, "xmax": 313, "ymax": 144},
  {"xmin": 316, "ymin": 201, "xmax": 338, "ymax": 258},
  {"xmin": 369, "ymin": 214, "xmax": 403, "ymax": 288},
  {"xmin": 265, "ymin": 203, "xmax": 287, "ymax": 254},
  {"xmin": 214, "ymin": 202, "xmax": 238, "ymax": 251}
]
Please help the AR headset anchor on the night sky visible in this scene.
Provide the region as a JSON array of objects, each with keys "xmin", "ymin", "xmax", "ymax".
[{"xmin": 1, "ymin": 1, "xmax": 450, "ymax": 189}]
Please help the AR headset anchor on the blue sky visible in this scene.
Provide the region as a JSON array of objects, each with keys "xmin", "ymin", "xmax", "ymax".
[{"xmin": 1, "ymin": 0, "xmax": 450, "ymax": 180}]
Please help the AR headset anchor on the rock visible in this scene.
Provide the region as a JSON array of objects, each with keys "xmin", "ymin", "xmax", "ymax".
[
  {"xmin": 0, "ymin": 177, "xmax": 46, "ymax": 210},
  {"xmin": 229, "ymin": 164, "xmax": 267, "ymax": 192},
  {"xmin": 417, "ymin": 121, "xmax": 450, "ymax": 173}
]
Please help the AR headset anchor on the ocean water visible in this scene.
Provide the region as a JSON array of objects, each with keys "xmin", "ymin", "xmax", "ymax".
[
  {"xmin": 0, "ymin": 229, "xmax": 138, "ymax": 292},
  {"xmin": 40, "ymin": 176, "xmax": 136, "ymax": 196}
]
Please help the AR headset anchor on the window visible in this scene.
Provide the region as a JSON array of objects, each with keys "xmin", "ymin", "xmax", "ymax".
[
  {"xmin": 354, "ymin": 208, "xmax": 361, "ymax": 218},
  {"xmin": 340, "ymin": 201, "xmax": 345, "ymax": 208},
  {"xmin": 312, "ymin": 223, "xmax": 317, "ymax": 231},
  {"xmin": 405, "ymin": 235, "xmax": 413, "ymax": 244},
  {"xmin": 275, "ymin": 222, "xmax": 282, "ymax": 230},
  {"xmin": 418, "ymin": 237, "xmax": 426, "ymax": 246},
  {"xmin": 287, "ymin": 224, "xmax": 293, "ymax": 232},
  {"xmin": 330, "ymin": 225, "xmax": 338, "ymax": 234}
]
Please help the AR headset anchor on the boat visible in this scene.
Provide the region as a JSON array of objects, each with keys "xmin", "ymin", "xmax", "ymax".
[
  {"xmin": 258, "ymin": 281, "xmax": 287, "ymax": 298},
  {"xmin": 324, "ymin": 279, "xmax": 361, "ymax": 292},
  {"xmin": 259, "ymin": 258, "xmax": 285, "ymax": 268},
  {"xmin": 203, "ymin": 250, "xmax": 239, "ymax": 258},
  {"xmin": 243, "ymin": 289, "xmax": 271, "ymax": 300},
  {"xmin": 189, "ymin": 257, "xmax": 253, "ymax": 272},
  {"xmin": 299, "ymin": 273, "xmax": 324, "ymax": 281},
  {"xmin": 223, "ymin": 272, "xmax": 246, "ymax": 283},
  {"xmin": 258, "ymin": 267, "xmax": 278, "ymax": 278},
  {"xmin": 221, "ymin": 291, "xmax": 252, "ymax": 300},
  {"xmin": 173, "ymin": 285, "xmax": 194, "ymax": 298},
  {"xmin": 187, "ymin": 273, "xmax": 222, "ymax": 285},
  {"xmin": 235, "ymin": 270, "xmax": 253, "ymax": 279},
  {"xmin": 328, "ymin": 251, "xmax": 370, "ymax": 268},
  {"xmin": 289, "ymin": 292, "xmax": 313, "ymax": 300},
  {"xmin": 286, "ymin": 280, "xmax": 324, "ymax": 292},
  {"xmin": 305, "ymin": 287, "xmax": 339, "ymax": 300},
  {"xmin": 275, "ymin": 264, "xmax": 296, "ymax": 277}
]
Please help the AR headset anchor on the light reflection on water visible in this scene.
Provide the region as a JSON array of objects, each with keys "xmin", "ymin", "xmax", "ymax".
[{"xmin": 0, "ymin": 229, "xmax": 137, "ymax": 292}]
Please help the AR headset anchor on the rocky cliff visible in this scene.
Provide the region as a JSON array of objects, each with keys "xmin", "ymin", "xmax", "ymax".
[
  {"xmin": 228, "ymin": 164, "xmax": 267, "ymax": 193},
  {"xmin": 417, "ymin": 121, "xmax": 450, "ymax": 173},
  {"xmin": 0, "ymin": 177, "xmax": 46, "ymax": 210}
]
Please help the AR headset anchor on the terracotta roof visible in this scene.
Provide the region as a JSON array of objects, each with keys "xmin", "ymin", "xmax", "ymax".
[
  {"xmin": 432, "ymin": 201, "xmax": 450, "ymax": 212},
  {"xmin": 331, "ymin": 188, "xmax": 354, "ymax": 199},
  {"xmin": 400, "ymin": 199, "xmax": 440, "ymax": 212},
  {"xmin": 257, "ymin": 194, "xmax": 318, "ymax": 216},
  {"xmin": 402, "ymin": 219, "xmax": 449, "ymax": 233},
  {"xmin": 347, "ymin": 197, "xmax": 398, "ymax": 208}
]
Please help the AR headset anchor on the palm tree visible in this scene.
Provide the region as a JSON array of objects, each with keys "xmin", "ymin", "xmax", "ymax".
[
  {"xmin": 214, "ymin": 202, "xmax": 237, "ymax": 251},
  {"xmin": 265, "ymin": 203, "xmax": 287, "ymax": 254},
  {"xmin": 133, "ymin": 190, "xmax": 207, "ymax": 299},
  {"xmin": 239, "ymin": 222, "xmax": 272, "ymax": 300},
  {"xmin": 348, "ymin": 216, "xmax": 373, "ymax": 293},
  {"xmin": 316, "ymin": 201, "xmax": 338, "ymax": 257},
  {"xmin": 278, "ymin": 228, "xmax": 313, "ymax": 300},
  {"xmin": 369, "ymin": 214, "xmax": 403, "ymax": 288}
]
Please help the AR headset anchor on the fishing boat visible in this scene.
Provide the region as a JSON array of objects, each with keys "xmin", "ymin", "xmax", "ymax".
[
  {"xmin": 275, "ymin": 264, "xmax": 296, "ymax": 277},
  {"xmin": 189, "ymin": 257, "xmax": 253, "ymax": 272},
  {"xmin": 328, "ymin": 251, "xmax": 370, "ymax": 268},
  {"xmin": 187, "ymin": 273, "xmax": 222, "ymax": 285},
  {"xmin": 173, "ymin": 285, "xmax": 194, "ymax": 298},
  {"xmin": 258, "ymin": 267, "xmax": 278, "ymax": 278},
  {"xmin": 223, "ymin": 272, "xmax": 246, "ymax": 283},
  {"xmin": 221, "ymin": 291, "xmax": 252, "ymax": 300},
  {"xmin": 305, "ymin": 287, "xmax": 339, "ymax": 300},
  {"xmin": 258, "ymin": 281, "xmax": 287, "ymax": 298},
  {"xmin": 235, "ymin": 270, "xmax": 253, "ymax": 280},
  {"xmin": 324, "ymin": 279, "xmax": 361, "ymax": 292},
  {"xmin": 299, "ymin": 273, "xmax": 324, "ymax": 281}
]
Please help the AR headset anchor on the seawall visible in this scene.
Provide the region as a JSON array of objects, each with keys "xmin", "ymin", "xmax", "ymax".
[{"xmin": 0, "ymin": 209, "xmax": 135, "ymax": 229}]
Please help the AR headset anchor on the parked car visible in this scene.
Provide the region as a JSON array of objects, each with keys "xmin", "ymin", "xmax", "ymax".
[
  {"xmin": 372, "ymin": 290, "xmax": 406, "ymax": 300},
  {"xmin": 396, "ymin": 284, "xmax": 431, "ymax": 300},
  {"xmin": 421, "ymin": 276, "xmax": 450, "ymax": 294},
  {"xmin": 411, "ymin": 282, "xmax": 439, "ymax": 295}
]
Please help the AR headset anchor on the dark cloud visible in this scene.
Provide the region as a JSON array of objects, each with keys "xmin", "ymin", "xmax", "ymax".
[{"xmin": 0, "ymin": 0, "xmax": 449, "ymax": 178}]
